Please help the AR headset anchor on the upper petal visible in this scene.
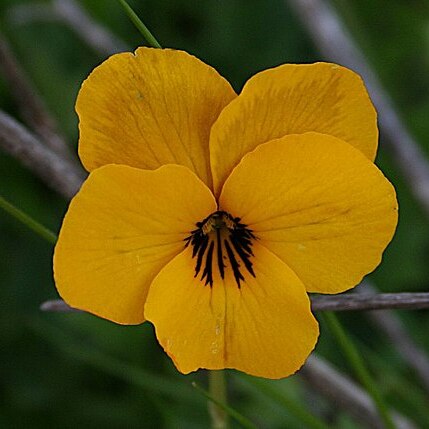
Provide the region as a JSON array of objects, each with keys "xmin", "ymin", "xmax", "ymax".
[
  {"xmin": 77, "ymin": 47, "xmax": 236, "ymax": 188},
  {"xmin": 219, "ymin": 133, "xmax": 398, "ymax": 294},
  {"xmin": 54, "ymin": 164, "xmax": 217, "ymax": 324},
  {"xmin": 210, "ymin": 62, "xmax": 377, "ymax": 196},
  {"xmin": 144, "ymin": 242, "xmax": 319, "ymax": 379}
]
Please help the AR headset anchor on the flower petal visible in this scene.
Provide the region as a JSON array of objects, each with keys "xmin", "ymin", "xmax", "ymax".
[
  {"xmin": 144, "ymin": 242, "xmax": 319, "ymax": 379},
  {"xmin": 219, "ymin": 133, "xmax": 398, "ymax": 294},
  {"xmin": 210, "ymin": 62, "xmax": 377, "ymax": 195},
  {"xmin": 54, "ymin": 164, "xmax": 217, "ymax": 324},
  {"xmin": 77, "ymin": 47, "xmax": 236, "ymax": 187}
]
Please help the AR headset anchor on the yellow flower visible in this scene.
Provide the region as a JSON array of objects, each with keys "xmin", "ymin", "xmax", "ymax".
[{"xmin": 54, "ymin": 48, "xmax": 398, "ymax": 379}]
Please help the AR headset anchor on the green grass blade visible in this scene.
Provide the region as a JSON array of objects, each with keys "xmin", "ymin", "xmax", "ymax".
[
  {"xmin": 117, "ymin": 0, "xmax": 162, "ymax": 48},
  {"xmin": 192, "ymin": 382, "xmax": 257, "ymax": 429},
  {"xmin": 29, "ymin": 318, "xmax": 198, "ymax": 404},
  {"xmin": 239, "ymin": 375, "xmax": 331, "ymax": 429},
  {"xmin": 31, "ymin": 319, "xmax": 256, "ymax": 427},
  {"xmin": 323, "ymin": 312, "xmax": 396, "ymax": 429},
  {"xmin": 0, "ymin": 195, "xmax": 57, "ymax": 244}
]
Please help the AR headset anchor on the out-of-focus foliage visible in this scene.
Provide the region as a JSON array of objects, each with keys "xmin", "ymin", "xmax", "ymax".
[{"xmin": 1, "ymin": 1, "xmax": 429, "ymax": 428}]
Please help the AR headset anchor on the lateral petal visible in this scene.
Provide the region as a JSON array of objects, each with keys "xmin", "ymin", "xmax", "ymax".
[
  {"xmin": 77, "ymin": 47, "xmax": 236, "ymax": 188},
  {"xmin": 54, "ymin": 164, "xmax": 217, "ymax": 324},
  {"xmin": 219, "ymin": 133, "xmax": 398, "ymax": 294},
  {"xmin": 210, "ymin": 62, "xmax": 377, "ymax": 195}
]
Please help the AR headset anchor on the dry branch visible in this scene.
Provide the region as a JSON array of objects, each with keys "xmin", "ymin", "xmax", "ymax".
[
  {"xmin": 359, "ymin": 281, "xmax": 429, "ymax": 393},
  {"xmin": 369, "ymin": 309, "xmax": 429, "ymax": 393},
  {"xmin": 40, "ymin": 300, "xmax": 80, "ymax": 312},
  {"xmin": 53, "ymin": 0, "xmax": 128, "ymax": 56},
  {"xmin": 41, "ymin": 292, "xmax": 429, "ymax": 314},
  {"xmin": 0, "ymin": 110, "xmax": 85, "ymax": 199},
  {"xmin": 8, "ymin": 0, "xmax": 128, "ymax": 57},
  {"xmin": 300, "ymin": 355, "xmax": 416, "ymax": 429},
  {"xmin": 288, "ymin": 0, "xmax": 429, "ymax": 216},
  {"xmin": 0, "ymin": 34, "xmax": 71, "ymax": 158},
  {"xmin": 311, "ymin": 292, "xmax": 429, "ymax": 311}
]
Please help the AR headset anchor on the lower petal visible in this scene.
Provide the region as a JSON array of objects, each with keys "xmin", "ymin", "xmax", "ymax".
[{"xmin": 144, "ymin": 242, "xmax": 319, "ymax": 379}]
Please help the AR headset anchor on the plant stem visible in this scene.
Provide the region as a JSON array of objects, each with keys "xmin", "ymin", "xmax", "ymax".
[
  {"xmin": 117, "ymin": 0, "xmax": 162, "ymax": 48},
  {"xmin": 192, "ymin": 381, "xmax": 255, "ymax": 429},
  {"xmin": 208, "ymin": 370, "xmax": 229, "ymax": 429},
  {"xmin": 323, "ymin": 312, "xmax": 396, "ymax": 429},
  {"xmin": 0, "ymin": 195, "xmax": 57, "ymax": 244}
]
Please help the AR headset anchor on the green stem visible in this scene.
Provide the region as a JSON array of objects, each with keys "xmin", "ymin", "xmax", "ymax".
[
  {"xmin": 208, "ymin": 370, "xmax": 229, "ymax": 429},
  {"xmin": 0, "ymin": 195, "xmax": 57, "ymax": 244},
  {"xmin": 323, "ymin": 312, "xmax": 396, "ymax": 429},
  {"xmin": 193, "ymin": 374, "xmax": 256, "ymax": 429},
  {"xmin": 117, "ymin": 0, "xmax": 162, "ymax": 48}
]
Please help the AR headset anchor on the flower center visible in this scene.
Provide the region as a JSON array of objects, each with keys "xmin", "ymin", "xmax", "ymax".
[{"xmin": 184, "ymin": 211, "xmax": 256, "ymax": 287}]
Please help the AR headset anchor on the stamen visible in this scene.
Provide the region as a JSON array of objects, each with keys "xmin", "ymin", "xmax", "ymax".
[{"xmin": 184, "ymin": 211, "xmax": 256, "ymax": 287}]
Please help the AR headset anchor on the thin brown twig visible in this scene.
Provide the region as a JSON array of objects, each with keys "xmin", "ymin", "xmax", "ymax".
[
  {"xmin": 369, "ymin": 310, "xmax": 429, "ymax": 393},
  {"xmin": 53, "ymin": 0, "xmax": 128, "ymax": 56},
  {"xmin": 311, "ymin": 291, "xmax": 429, "ymax": 311},
  {"xmin": 40, "ymin": 292, "xmax": 429, "ymax": 314},
  {"xmin": 359, "ymin": 282, "xmax": 429, "ymax": 393},
  {"xmin": 0, "ymin": 33, "xmax": 71, "ymax": 158},
  {"xmin": 300, "ymin": 355, "xmax": 417, "ymax": 429},
  {"xmin": 0, "ymin": 110, "xmax": 85, "ymax": 199},
  {"xmin": 7, "ymin": 0, "xmax": 128, "ymax": 57},
  {"xmin": 40, "ymin": 300, "xmax": 81, "ymax": 312},
  {"xmin": 287, "ymin": 0, "xmax": 429, "ymax": 217}
]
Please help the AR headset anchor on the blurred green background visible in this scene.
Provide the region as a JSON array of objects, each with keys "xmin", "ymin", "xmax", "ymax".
[{"xmin": 1, "ymin": 0, "xmax": 429, "ymax": 428}]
